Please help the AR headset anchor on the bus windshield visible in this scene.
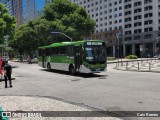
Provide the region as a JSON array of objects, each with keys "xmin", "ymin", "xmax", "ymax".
[{"xmin": 84, "ymin": 45, "xmax": 106, "ymax": 63}]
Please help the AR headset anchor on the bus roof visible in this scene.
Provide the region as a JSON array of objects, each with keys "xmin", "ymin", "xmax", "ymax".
[{"xmin": 38, "ymin": 40, "xmax": 103, "ymax": 49}]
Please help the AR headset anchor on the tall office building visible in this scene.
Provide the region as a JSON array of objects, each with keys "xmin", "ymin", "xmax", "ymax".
[
  {"xmin": 123, "ymin": 0, "xmax": 159, "ymax": 57},
  {"xmin": 13, "ymin": 0, "xmax": 23, "ymax": 27},
  {"xmin": 71, "ymin": 0, "xmax": 160, "ymax": 57},
  {"xmin": 23, "ymin": 0, "xmax": 36, "ymax": 23},
  {"xmin": 0, "ymin": 0, "xmax": 13, "ymax": 15},
  {"xmin": 46, "ymin": 0, "xmax": 52, "ymax": 4},
  {"xmin": 23, "ymin": 0, "xmax": 45, "ymax": 23},
  {"xmin": 70, "ymin": 0, "xmax": 124, "ymax": 57}
]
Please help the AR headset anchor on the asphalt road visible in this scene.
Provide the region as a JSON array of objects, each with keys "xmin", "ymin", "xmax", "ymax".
[{"xmin": 0, "ymin": 61, "xmax": 160, "ymax": 114}]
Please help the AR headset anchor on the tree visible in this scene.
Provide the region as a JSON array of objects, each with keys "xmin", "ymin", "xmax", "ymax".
[
  {"xmin": 0, "ymin": 4, "xmax": 16, "ymax": 43},
  {"xmin": 43, "ymin": 0, "xmax": 95, "ymax": 40},
  {"xmin": 10, "ymin": 0, "xmax": 95, "ymax": 56},
  {"xmin": 10, "ymin": 24, "xmax": 37, "ymax": 55},
  {"xmin": 10, "ymin": 18, "xmax": 54, "ymax": 57}
]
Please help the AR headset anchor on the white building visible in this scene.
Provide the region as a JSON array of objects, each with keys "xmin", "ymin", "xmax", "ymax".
[
  {"xmin": 71, "ymin": 0, "xmax": 124, "ymax": 33},
  {"xmin": 71, "ymin": 0, "xmax": 160, "ymax": 57},
  {"xmin": 123, "ymin": 0, "xmax": 159, "ymax": 57},
  {"xmin": 70, "ymin": 0, "xmax": 124, "ymax": 57}
]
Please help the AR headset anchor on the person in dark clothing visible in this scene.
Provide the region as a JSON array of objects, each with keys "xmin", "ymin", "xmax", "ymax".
[{"xmin": 3, "ymin": 61, "xmax": 12, "ymax": 88}]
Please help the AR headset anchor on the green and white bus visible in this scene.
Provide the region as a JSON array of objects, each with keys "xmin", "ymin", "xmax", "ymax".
[{"xmin": 38, "ymin": 40, "xmax": 107, "ymax": 74}]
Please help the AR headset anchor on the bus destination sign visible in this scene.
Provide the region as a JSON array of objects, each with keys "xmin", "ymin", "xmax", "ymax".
[{"xmin": 86, "ymin": 42, "xmax": 102, "ymax": 46}]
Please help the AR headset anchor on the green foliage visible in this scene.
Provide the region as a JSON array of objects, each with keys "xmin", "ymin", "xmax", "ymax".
[
  {"xmin": 107, "ymin": 57, "xmax": 116, "ymax": 60},
  {"xmin": 125, "ymin": 55, "xmax": 138, "ymax": 59},
  {"xmin": 11, "ymin": 0, "xmax": 95, "ymax": 55},
  {"xmin": 0, "ymin": 4, "xmax": 16, "ymax": 43},
  {"xmin": 10, "ymin": 18, "xmax": 55, "ymax": 54},
  {"xmin": 43, "ymin": 0, "xmax": 95, "ymax": 40}
]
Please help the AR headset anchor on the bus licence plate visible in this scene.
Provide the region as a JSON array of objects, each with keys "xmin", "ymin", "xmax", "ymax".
[{"xmin": 95, "ymin": 69, "xmax": 100, "ymax": 71}]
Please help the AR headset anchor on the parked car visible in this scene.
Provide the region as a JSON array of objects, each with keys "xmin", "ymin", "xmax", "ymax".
[
  {"xmin": 27, "ymin": 58, "xmax": 38, "ymax": 64},
  {"xmin": 31, "ymin": 58, "xmax": 38, "ymax": 63},
  {"xmin": 158, "ymin": 54, "xmax": 160, "ymax": 60}
]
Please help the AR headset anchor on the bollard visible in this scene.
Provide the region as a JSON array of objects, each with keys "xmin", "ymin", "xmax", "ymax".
[
  {"xmin": 126, "ymin": 62, "xmax": 128, "ymax": 70},
  {"xmin": 121, "ymin": 61, "xmax": 123, "ymax": 66},
  {"xmin": 138, "ymin": 62, "xmax": 139, "ymax": 70},
  {"xmin": 141, "ymin": 60, "xmax": 143, "ymax": 63},
  {"xmin": 151, "ymin": 59, "xmax": 152, "ymax": 62},
  {"xmin": 149, "ymin": 62, "xmax": 151, "ymax": 71}
]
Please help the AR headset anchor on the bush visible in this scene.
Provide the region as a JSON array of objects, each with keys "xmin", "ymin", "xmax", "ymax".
[
  {"xmin": 125, "ymin": 55, "xmax": 138, "ymax": 59},
  {"xmin": 107, "ymin": 57, "xmax": 116, "ymax": 60}
]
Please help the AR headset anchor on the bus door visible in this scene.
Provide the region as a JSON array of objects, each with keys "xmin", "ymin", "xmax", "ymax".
[
  {"xmin": 42, "ymin": 49, "xmax": 46, "ymax": 68},
  {"xmin": 74, "ymin": 46, "xmax": 82, "ymax": 71}
]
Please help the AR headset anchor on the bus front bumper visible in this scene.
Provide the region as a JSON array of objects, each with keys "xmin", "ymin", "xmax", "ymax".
[{"xmin": 80, "ymin": 65, "xmax": 106, "ymax": 73}]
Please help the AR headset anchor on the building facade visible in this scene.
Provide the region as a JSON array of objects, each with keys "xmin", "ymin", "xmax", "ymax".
[
  {"xmin": 0, "ymin": 0, "xmax": 14, "ymax": 15},
  {"xmin": 13, "ymin": 0, "xmax": 23, "ymax": 27},
  {"xmin": 46, "ymin": 0, "xmax": 52, "ymax": 4},
  {"xmin": 23, "ymin": 0, "xmax": 46, "ymax": 23},
  {"xmin": 123, "ymin": 0, "xmax": 159, "ymax": 57},
  {"xmin": 70, "ymin": 0, "xmax": 124, "ymax": 57},
  {"xmin": 71, "ymin": 0, "xmax": 160, "ymax": 57}
]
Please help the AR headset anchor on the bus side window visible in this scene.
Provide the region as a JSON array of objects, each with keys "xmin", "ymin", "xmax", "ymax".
[
  {"xmin": 67, "ymin": 46, "xmax": 74, "ymax": 56},
  {"xmin": 51, "ymin": 48, "xmax": 54, "ymax": 56},
  {"xmin": 46, "ymin": 48, "xmax": 50, "ymax": 56},
  {"xmin": 59, "ymin": 46, "xmax": 66, "ymax": 55},
  {"xmin": 52, "ymin": 47, "xmax": 59, "ymax": 55}
]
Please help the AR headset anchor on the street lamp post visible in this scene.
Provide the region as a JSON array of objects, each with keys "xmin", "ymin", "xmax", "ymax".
[
  {"xmin": 50, "ymin": 32, "xmax": 72, "ymax": 42},
  {"xmin": 116, "ymin": 33, "xmax": 122, "ymax": 66}
]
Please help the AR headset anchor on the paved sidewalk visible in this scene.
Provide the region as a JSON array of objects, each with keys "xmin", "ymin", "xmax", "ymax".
[
  {"xmin": 113, "ymin": 59, "xmax": 160, "ymax": 72},
  {"xmin": 0, "ymin": 96, "xmax": 123, "ymax": 120}
]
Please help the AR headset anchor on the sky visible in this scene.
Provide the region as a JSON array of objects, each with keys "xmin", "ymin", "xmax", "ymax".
[{"xmin": 35, "ymin": 0, "xmax": 45, "ymax": 11}]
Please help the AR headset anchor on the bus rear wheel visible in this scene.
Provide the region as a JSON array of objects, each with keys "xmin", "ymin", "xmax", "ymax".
[
  {"xmin": 47, "ymin": 63, "xmax": 51, "ymax": 71},
  {"xmin": 69, "ymin": 65, "xmax": 75, "ymax": 75}
]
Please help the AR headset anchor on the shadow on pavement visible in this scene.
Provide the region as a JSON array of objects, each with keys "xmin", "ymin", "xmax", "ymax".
[
  {"xmin": 0, "ymin": 78, "xmax": 15, "ymax": 82},
  {"xmin": 12, "ymin": 66, "xmax": 19, "ymax": 69},
  {"xmin": 40, "ymin": 69, "xmax": 108, "ymax": 78}
]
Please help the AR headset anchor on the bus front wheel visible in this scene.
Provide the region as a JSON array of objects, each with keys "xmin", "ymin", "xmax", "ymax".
[
  {"xmin": 47, "ymin": 63, "xmax": 51, "ymax": 71},
  {"xmin": 69, "ymin": 65, "xmax": 75, "ymax": 75}
]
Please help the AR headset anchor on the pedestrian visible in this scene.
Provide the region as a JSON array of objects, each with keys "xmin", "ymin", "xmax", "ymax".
[{"xmin": 3, "ymin": 61, "xmax": 12, "ymax": 88}]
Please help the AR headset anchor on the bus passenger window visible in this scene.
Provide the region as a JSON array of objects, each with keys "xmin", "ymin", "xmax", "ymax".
[
  {"xmin": 67, "ymin": 46, "xmax": 74, "ymax": 56},
  {"xmin": 60, "ymin": 47, "xmax": 66, "ymax": 55}
]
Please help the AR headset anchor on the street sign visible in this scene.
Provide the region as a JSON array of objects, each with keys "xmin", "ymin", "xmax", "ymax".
[
  {"xmin": 140, "ymin": 45, "xmax": 143, "ymax": 51},
  {"xmin": 116, "ymin": 32, "xmax": 122, "ymax": 38}
]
